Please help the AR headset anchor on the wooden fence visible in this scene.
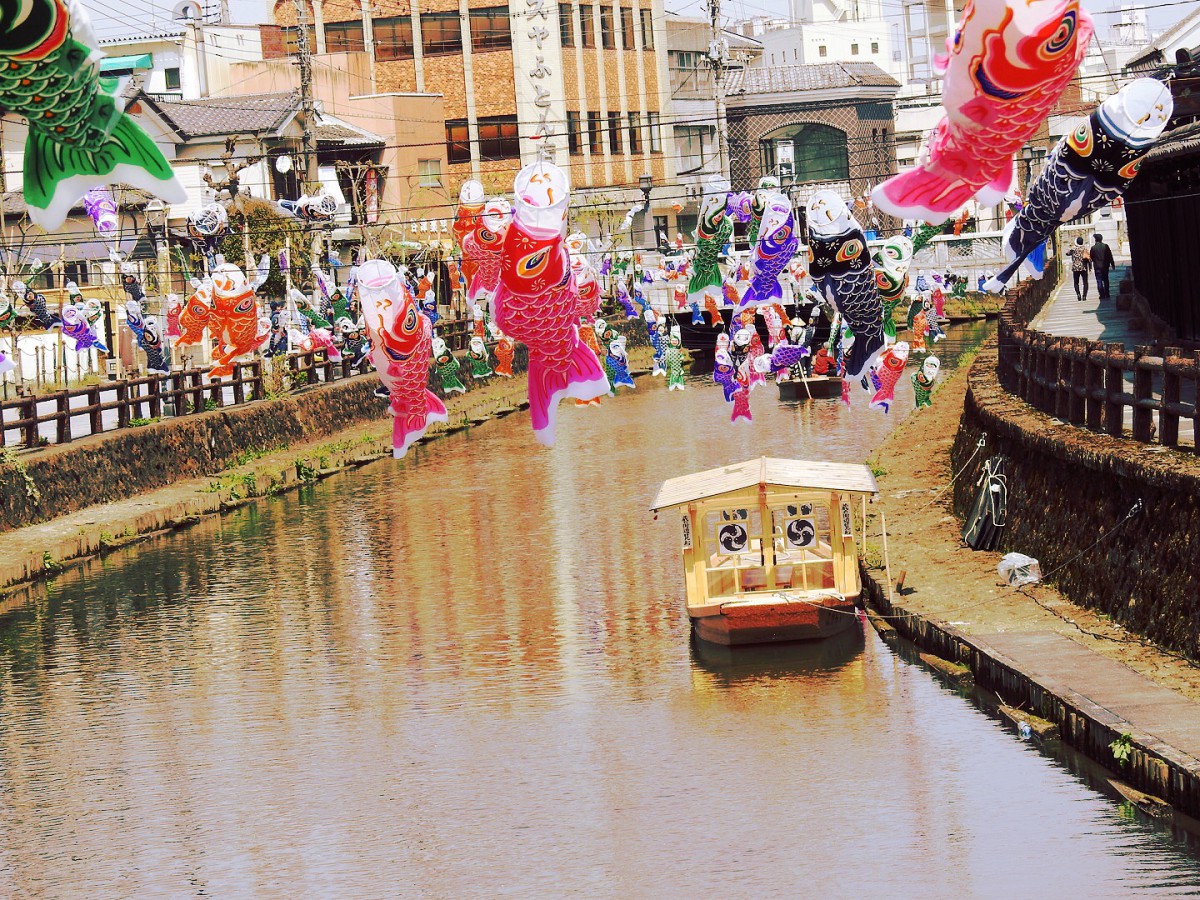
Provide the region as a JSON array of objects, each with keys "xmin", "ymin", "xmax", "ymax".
[
  {"xmin": 0, "ymin": 349, "xmax": 361, "ymax": 449},
  {"xmin": 997, "ymin": 273, "xmax": 1199, "ymax": 453}
]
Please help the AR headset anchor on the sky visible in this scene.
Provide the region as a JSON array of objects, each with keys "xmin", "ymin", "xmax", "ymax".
[{"xmin": 86, "ymin": 0, "xmax": 1188, "ymax": 47}]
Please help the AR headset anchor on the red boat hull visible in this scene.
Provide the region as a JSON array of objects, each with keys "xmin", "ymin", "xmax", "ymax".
[{"xmin": 691, "ymin": 594, "xmax": 858, "ymax": 646}]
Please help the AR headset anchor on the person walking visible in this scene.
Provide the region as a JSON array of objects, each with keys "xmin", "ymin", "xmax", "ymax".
[
  {"xmin": 1069, "ymin": 236, "xmax": 1091, "ymax": 302},
  {"xmin": 1092, "ymin": 233, "xmax": 1115, "ymax": 300}
]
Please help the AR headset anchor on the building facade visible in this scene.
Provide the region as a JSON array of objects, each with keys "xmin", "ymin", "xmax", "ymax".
[
  {"xmin": 265, "ymin": 0, "xmax": 675, "ymax": 238},
  {"xmin": 724, "ymin": 62, "xmax": 899, "ymax": 217}
]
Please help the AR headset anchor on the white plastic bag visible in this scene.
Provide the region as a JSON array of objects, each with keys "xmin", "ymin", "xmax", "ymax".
[{"xmin": 998, "ymin": 552, "xmax": 1041, "ymax": 587}]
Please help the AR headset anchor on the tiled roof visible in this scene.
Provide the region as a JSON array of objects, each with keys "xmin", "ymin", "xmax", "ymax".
[
  {"xmin": 726, "ymin": 61, "xmax": 900, "ymax": 96},
  {"xmin": 1, "ymin": 186, "xmax": 156, "ymax": 217},
  {"xmin": 148, "ymin": 91, "xmax": 301, "ymax": 138},
  {"xmin": 1144, "ymin": 120, "xmax": 1200, "ymax": 162},
  {"xmin": 315, "ymin": 117, "xmax": 386, "ymax": 147}
]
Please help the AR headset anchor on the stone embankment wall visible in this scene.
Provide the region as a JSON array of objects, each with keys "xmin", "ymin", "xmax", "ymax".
[
  {"xmin": 0, "ymin": 320, "xmax": 652, "ymax": 534},
  {"xmin": 951, "ymin": 341, "xmax": 1200, "ymax": 657},
  {"xmin": 0, "ymin": 339, "xmax": 540, "ymax": 533}
]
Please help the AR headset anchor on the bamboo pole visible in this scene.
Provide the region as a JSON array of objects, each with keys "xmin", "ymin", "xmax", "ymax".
[{"xmin": 880, "ymin": 507, "xmax": 895, "ymax": 605}]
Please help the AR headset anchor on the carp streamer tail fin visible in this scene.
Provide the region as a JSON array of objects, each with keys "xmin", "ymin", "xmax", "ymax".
[
  {"xmin": 391, "ymin": 392, "xmax": 448, "ymax": 459},
  {"xmin": 526, "ymin": 330, "xmax": 609, "ymax": 447},
  {"xmin": 24, "ymin": 111, "xmax": 186, "ymax": 231}
]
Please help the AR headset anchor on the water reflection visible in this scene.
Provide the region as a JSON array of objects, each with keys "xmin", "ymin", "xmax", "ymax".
[{"xmin": 2, "ymin": 322, "xmax": 1200, "ymax": 894}]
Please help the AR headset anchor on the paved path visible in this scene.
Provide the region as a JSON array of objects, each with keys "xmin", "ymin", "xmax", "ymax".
[
  {"xmin": 1030, "ymin": 265, "xmax": 1150, "ymax": 345},
  {"xmin": 981, "ymin": 631, "xmax": 1200, "ymax": 757}
]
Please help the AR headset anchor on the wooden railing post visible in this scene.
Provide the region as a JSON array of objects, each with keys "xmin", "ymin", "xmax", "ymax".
[
  {"xmin": 116, "ymin": 381, "xmax": 130, "ymax": 429},
  {"xmin": 1105, "ymin": 343, "xmax": 1125, "ymax": 437},
  {"xmin": 88, "ymin": 385, "xmax": 102, "ymax": 435},
  {"xmin": 1193, "ymin": 351, "xmax": 1200, "ymax": 456},
  {"xmin": 1085, "ymin": 345, "xmax": 1103, "ymax": 431},
  {"xmin": 232, "ymin": 364, "xmax": 245, "ymax": 405},
  {"xmin": 56, "ymin": 391, "xmax": 71, "ymax": 443},
  {"xmin": 1055, "ymin": 337, "xmax": 1072, "ymax": 420},
  {"xmin": 1068, "ymin": 338, "xmax": 1086, "ymax": 425},
  {"xmin": 148, "ymin": 376, "xmax": 162, "ymax": 419},
  {"xmin": 1132, "ymin": 345, "xmax": 1153, "ymax": 443},
  {"xmin": 22, "ymin": 397, "xmax": 37, "ymax": 447},
  {"xmin": 1161, "ymin": 347, "xmax": 1181, "ymax": 448}
]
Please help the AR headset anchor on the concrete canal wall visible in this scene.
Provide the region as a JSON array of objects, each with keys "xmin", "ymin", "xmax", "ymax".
[
  {"xmin": 860, "ymin": 571, "xmax": 1200, "ymax": 820},
  {"xmin": 951, "ymin": 341, "xmax": 1200, "ymax": 658}
]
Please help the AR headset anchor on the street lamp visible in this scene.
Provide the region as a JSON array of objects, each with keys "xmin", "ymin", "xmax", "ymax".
[
  {"xmin": 1021, "ymin": 145, "xmax": 1034, "ymax": 194},
  {"xmin": 640, "ymin": 172, "xmax": 661, "ymax": 253}
]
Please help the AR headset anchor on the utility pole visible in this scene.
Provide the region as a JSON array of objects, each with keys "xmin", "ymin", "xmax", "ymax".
[
  {"xmin": 293, "ymin": 0, "xmax": 318, "ymax": 193},
  {"xmin": 707, "ymin": 0, "xmax": 730, "ymax": 179},
  {"xmin": 293, "ymin": 0, "xmax": 322, "ymax": 263}
]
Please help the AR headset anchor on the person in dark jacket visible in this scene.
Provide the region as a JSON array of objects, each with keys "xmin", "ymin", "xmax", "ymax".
[{"xmin": 1092, "ymin": 233, "xmax": 1116, "ymax": 300}]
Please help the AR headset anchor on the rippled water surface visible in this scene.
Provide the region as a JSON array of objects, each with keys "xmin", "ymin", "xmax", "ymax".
[{"xmin": 3, "ymin": 322, "xmax": 1200, "ymax": 895}]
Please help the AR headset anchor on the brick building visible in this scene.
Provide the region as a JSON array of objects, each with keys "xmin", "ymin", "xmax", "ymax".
[
  {"xmin": 263, "ymin": 0, "xmax": 676, "ymax": 239},
  {"xmin": 724, "ymin": 61, "xmax": 900, "ymax": 216}
]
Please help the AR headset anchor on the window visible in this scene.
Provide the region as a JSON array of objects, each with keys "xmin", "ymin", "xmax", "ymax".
[
  {"xmin": 560, "ymin": 4, "xmax": 574, "ymax": 46},
  {"xmin": 677, "ymin": 124, "xmax": 708, "ymax": 170},
  {"xmin": 770, "ymin": 502, "xmax": 836, "ymax": 593},
  {"xmin": 281, "ymin": 24, "xmax": 313, "ymax": 54},
  {"xmin": 647, "ymin": 111, "xmax": 661, "ymax": 152},
  {"xmin": 470, "ymin": 8, "xmax": 510, "ymax": 51},
  {"xmin": 64, "ymin": 261, "xmax": 90, "ymax": 286},
  {"xmin": 871, "ymin": 41, "xmax": 879, "ymax": 53},
  {"xmin": 325, "ymin": 20, "xmax": 365, "ymax": 52},
  {"xmin": 422, "ymin": 12, "xmax": 462, "ymax": 56},
  {"xmin": 600, "ymin": 5, "xmax": 615, "ymax": 49},
  {"xmin": 373, "ymin": 16, "xmax": 414, "ymax": 61},
  {"xmin": 164, "ymin": 66, "xmax": 181, "ymax": 90},
  {"xmin": 478, "ymin": 115, "xmax": 519, "ymax": 159},
  {"xmin": 579, "ymin": 4, "xmax": 595, "ymax": 47},
  {"xmin": 640, "ymin": 9, "xmax": 653, "ymax": 49},
  {"xmin": 851, "ymin": 42, "xmax": 859, "ymax": 55},
  {"xmin": 587, "ymin": 110, "xmax": 603, "ymax": 153},
  {"xmin": 607, "ymin": 111, "xmax": 622, "ymax": 153},
  {"xmin": 818, "ymin": 44, "xmax": 827, "ymax": 57},
  {"xmin": 567, "ymin": 110, "xmax": 582, "ymax": 155},
  {"xmin": 620, "ymin": 6, "xmax": 635, "ymax": 48},
  {"xmin": 628, "ymin": 111, "xmax": 642, "ymax": 153},
  {"xmin": 703, "ymin": 507, "xmax": 768, "ymax": 597},
  {"xmin": 446, "ymin": 119, "xmax": 471, "ymax": 163},
  {"xmin": 418, "ymin": 158, "xmax": 442, "ymax": 187}
]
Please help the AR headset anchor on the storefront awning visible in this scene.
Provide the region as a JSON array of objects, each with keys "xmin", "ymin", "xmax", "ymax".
[{"xmin": 100, "ymin": 53, "xmax": 153, "ymax": 73}]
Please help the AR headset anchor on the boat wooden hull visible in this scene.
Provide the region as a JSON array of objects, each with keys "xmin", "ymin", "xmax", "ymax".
[
  {"xmin": 690, "ymin": 593, "xmax": 858, "ymax": 646},
  {"xmin": 777, "ymin": 377, "xmax": 842, "ymax": 401}
]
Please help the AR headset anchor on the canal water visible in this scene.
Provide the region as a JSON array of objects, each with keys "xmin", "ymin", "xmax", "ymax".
[{"xmin": 3, "ymin": 322, "xmax": 1200, "ymax": 895}]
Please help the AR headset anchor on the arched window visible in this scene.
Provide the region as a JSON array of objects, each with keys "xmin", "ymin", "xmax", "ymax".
[{"xmin": 759, "ymin": 123, "xmax": 849, "ymax": 185}]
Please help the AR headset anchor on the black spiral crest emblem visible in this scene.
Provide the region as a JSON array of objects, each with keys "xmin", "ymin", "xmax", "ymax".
[{"xmin": 718, "ymin": 523, "xmax": 748, "ymax": 554}]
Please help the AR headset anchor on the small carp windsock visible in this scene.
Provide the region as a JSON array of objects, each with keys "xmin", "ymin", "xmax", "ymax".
[
  {"xmin": 358, "ymin": 259, "xmax": 448, "ymax": 458},
  {"xmin": 738, "ymin": 193, "xmax": 799, "ymax": 311},
  {"xmin": 493, "ymin": 162, "xmax": 608, "ymax": 445},
  {"xmin": 807, "ymin": 191, "xmax": 883, "ymax": 382},
  {"xmin": 869, "ymin": 342, "xmax": 910, "ymax": 413}
]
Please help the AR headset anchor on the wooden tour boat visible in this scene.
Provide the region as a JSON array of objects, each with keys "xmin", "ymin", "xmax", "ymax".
[
  {"xmin": 776, "ymin": 375, "xmax": 843, "ymax": 401},
  {"xmin": 651, "ymin": 457, "xmax": 881, "ymax": 646}
]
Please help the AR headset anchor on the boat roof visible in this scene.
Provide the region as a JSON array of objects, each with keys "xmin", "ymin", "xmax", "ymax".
[{"xmin": 650, "ymin": 457, "xmax": 878, "ymax": 511}]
